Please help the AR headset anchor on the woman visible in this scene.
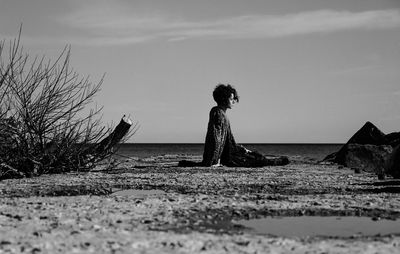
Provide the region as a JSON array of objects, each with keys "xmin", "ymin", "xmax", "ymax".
[{"xmin": 180, "ymin": 84, "xmax": 289, "ymax": 167}]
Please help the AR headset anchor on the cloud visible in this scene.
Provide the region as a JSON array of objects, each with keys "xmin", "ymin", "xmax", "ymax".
[
  {"xmin": 328, "ymin": 64, "xmax": 383, "ymax": 76},
  {"xmin": 57, "ymin": 7, "xmax": 400, "ymax": 46}
]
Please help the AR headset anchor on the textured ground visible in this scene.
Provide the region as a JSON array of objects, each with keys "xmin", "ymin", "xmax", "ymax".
[{"xmin": 1, "ymin": 155, "xmax": 400, "ymax": 253}]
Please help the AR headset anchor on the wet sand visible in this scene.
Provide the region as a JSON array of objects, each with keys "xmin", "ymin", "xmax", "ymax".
[{"xmin": 1, "ymin": 155, "xmax": 400, "ymax": 253}]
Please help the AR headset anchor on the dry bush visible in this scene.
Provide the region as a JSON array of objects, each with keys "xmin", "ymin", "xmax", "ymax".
[{"xmin": 0, "ymin": 31, "xmax": 132, "ymax": 179}]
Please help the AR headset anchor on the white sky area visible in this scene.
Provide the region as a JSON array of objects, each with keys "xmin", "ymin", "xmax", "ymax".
[{"xmin": 1, "ymin": 0, "xmax": 400, "ymax": 143}]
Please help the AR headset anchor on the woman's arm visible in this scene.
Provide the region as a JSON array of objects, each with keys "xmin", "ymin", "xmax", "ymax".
[{"xmin": 211, "ymin": 159, "xmax": 222, "ymax": 167}]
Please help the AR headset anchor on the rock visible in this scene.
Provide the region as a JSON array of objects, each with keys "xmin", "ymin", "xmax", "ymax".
[
  {"xmin": 346, "ymin": 121, "xmax": 388, "ymax": 145},
  {"xmin": 344, "ymin": 144, "xmax": 393, "ymax": 175},
  {"xmin": 385, "ymin": 145, "xmax": 400, "ymax": 178},
  {"xmin": 386, "ymin": 132, "xmax": 400, "ymax": 147},
  {"xmin": 323, "ymin": 121, "xmax": 400, "ymax": 179},
  {"xmin": 324, "ymin": 122, "xmax": 388, "ymax": 164}
]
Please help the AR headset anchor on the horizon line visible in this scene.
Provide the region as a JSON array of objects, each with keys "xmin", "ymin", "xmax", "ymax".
[{"xmin": 120, "ymin": 142, "xmax": 345, "ymax": 145}]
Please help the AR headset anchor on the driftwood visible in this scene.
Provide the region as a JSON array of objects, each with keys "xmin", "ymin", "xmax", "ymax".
[{"xmin": 94, "ymin": 116, "xmax": 133, "ymax": 155}]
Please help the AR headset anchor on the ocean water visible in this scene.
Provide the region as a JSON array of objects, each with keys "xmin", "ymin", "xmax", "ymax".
[{"xmin": 115, "ymin": 143, "xmax": 342, "ymax": 161}]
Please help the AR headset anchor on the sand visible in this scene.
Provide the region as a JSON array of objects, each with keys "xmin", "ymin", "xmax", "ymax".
[{"xmin": 0, "ymin": 155, "xmax": 400, "ymax": 253}]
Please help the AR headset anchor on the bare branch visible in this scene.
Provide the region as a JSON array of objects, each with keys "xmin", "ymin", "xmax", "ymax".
[{"xmin": 0, "ymin": 29, "xmax": 136, "ymax": 178}]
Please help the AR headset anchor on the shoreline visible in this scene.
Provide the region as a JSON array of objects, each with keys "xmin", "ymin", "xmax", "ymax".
[
  {"xmin": 1, "ymin": 154, "xmax": 400, "ymax": 253},
  {"xmin": 115, "ymin": 143, "xmax": 343, "ymax": 162}
]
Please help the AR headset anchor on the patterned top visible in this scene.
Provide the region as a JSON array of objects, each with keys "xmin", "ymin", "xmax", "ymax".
[{"xmin": 202, "ymin": 106, "xmax": 238, "ymax": 166}]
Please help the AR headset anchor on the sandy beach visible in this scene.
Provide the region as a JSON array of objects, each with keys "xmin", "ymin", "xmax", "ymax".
[
  {"xmin": 1, "ymin": 1, "xmax": 400, "ymax": 253},
  {"xmin": 1, "ymin": 155, "xmax": 400, "ymax": 253}
]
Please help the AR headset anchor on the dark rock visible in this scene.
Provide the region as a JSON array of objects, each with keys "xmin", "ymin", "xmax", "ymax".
[
  {"xmin": 385, "ymin": 145, "xmax": 400, "ymax": 179},
  {"xmin": 323, "ymin": 122, "xmax": 400, "ymax": 179},
  {"xmin": 386, "ymin": 132, "xmax": 400, "ymax": 147},
  {"xmin": 323, "ymin": 151, "xmax": 337, "ymax": 162},
  {"xmin": 344, "ymin": 144, "xmax": 392, "ymax": 175},
  {"xmin": 346, "ymin": 121, "xmax": 388, "ymax": 145},
  {"xmin": 325, "ymin": 122, "xmax": 389, "ymax": 164}
]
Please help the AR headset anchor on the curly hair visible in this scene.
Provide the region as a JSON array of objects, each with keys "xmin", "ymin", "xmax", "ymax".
[{"xmin": 212, "ymin": 84, "xmax": 239, "ymax": 106}]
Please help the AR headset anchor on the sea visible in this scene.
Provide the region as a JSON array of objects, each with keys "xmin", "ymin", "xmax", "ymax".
[{"xmin": 115, "ymin": 143, "xmax": 343, "ymax": 161}]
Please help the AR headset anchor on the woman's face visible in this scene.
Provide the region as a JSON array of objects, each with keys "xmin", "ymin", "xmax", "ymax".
[{"xmin": 226, "ymin": 93, "xmax": 236, "ymax": 109}]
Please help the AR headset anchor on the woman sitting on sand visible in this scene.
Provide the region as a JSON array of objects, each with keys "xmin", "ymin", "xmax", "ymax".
[{"xmin": 179, "ymin": 84, "xmax": 289, "ymax": 167}]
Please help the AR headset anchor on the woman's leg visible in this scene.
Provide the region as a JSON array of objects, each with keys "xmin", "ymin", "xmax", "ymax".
[{"xmin": 231, "ymin": 149, "xmax": 289, "ymax": 167}]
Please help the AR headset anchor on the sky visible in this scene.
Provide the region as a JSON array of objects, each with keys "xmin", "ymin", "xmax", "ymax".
[{"xmin": 1, "ymin": 0, "xmax": 400, "ymax": 143}]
